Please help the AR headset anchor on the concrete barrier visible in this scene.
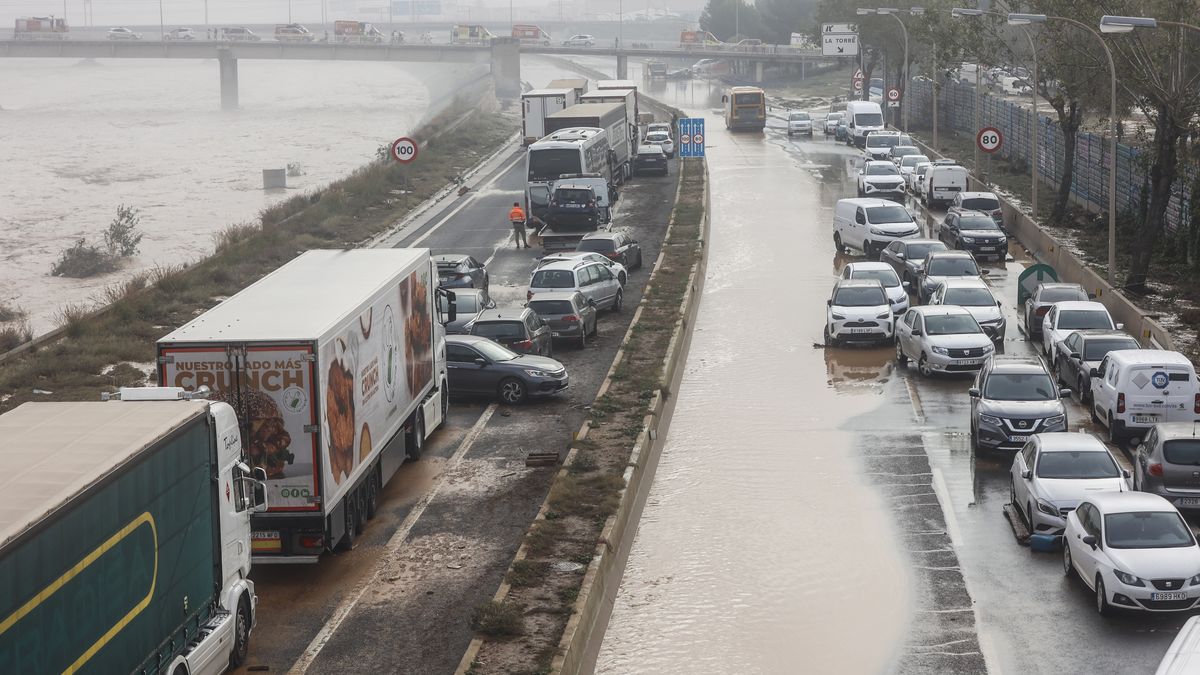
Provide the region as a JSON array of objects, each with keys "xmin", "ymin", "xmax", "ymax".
[{"xmin": 910, "ymin": 137, "xmax": 1174, "ymax": 351}]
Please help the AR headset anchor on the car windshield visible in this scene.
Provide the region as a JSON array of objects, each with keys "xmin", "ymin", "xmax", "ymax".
[
  {"xmin": 576, "ymin": 239, "xmax": 614, "ymax": 253},
  {"xmin": 827, "ymin": 113, "xmax": 843, "ymax": 121},
  {"xmin": 437, "ymin": 259, "xmax": 465, "ymax": 271},
  {"xmin": 1036, "ymin": 451, "xmax": 1120, "ymax": 479},
  {"xmin": 1058, "ymin": 310, "xmax": 1112, "ymax": 330},
  {"xmin": 529, "ymin": 300, "xmax": 574, "ymax": 315},
  {"xmin": 528, "ymin": 148, "xmax": 581, "ymax": 182},
  {"xmin": 855, "ymin": 113, "xmax": 884, "ymax": 127},
  {"xmin": 924, "ymin": 314, "xmax": 981, "ymax": 335},
  {"xmin": 1039, "ymin": 287, "xmax": 1087, "ymax": 303},
  {"xmin": 852, "ymin": 269, "xmax": 900, "ymax": 288},
  {"xmin": 892, "ymin": 147, "xmax": 919, "ymax": 156},
  {"xmin": 472, "ymin": 321, "xmax": 525, "ymax": 339},
  {"xmin": 1105, "ymin": 512, "xmax": 1195, "ymax": 549},
  {"xmin": 556, "ymin": 189, "xmax": 592, "ymax": 204},
  {"xmin": 531, "ymin": 269, "xmax": 576, "ymax": 288},
  {"xmin": 927, "ymin": 258, "xmax": 979, "ymax": 276},
  {"xmin": 944, "ymin": 287, "xmax": 994, "ymax": 306},
  {"xmin": 789, "ymin": 112, "xmax": 810, "ymax": 121},
  {"xmin": 958, "ymin": 217, "xmax": 1001, "ymax": 231},
  {"xmin": 866, "ymin": 135, "xmax": 899, "ymax": 148},
  {"xmin": 833, "ymin": 287, "xmax": 886, "ymax": 307},
  {"xmin": 906, "ymin": 242, "xmax": 944, "ymax": 260},
  {"xmin": 902, "ymin": 155, "xmax": 929, "ymax": 168},
  {"xmin": 865, "ymin": 205, "xmax": 912, "ymax": 224},
  {"xmin": 1083, "ymin": 338, "xmax": 1139, "ymax": 360},
  {"xmin": 962, "ymin": 197, "xmax": 1000, "ymax": 211},
  {"xmin": 439, "ymin": 294, "xmax": 479, "ymax": 313},
  {"xmin": 865, "ymin": 164, "xmax": 899, "ymax": 176},
  {"xmin": 984, "ymin": 372, "xmax": 1055, "ymax": 401},
  {"xmin": 1163, "ymin": 439, "xmax": 1200, "ymax": 466},
  {"xmin": 474, "ymin": 340, "xmax": 518, "ymax": 362}
]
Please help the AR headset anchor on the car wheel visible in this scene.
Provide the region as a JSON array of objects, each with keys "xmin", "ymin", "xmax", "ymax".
[
  {"xmin": 1090, "ymin": 402, "xmax": 1102, "ymax": 424},
  {"xmin": 498, "ymin": 377, "xmax": 526, "ymax": 405},
  {"xmin": 970, "ymin": 424, "xmax": 979, "ymax": 452},
  {"xmin": 612, "ymin": 289, "xmax": 624, "ymax": 312},
  {"xmin": 824, "ymin": 325, "xmax": 839, "ymax": 348},
  {"xmin": 1095, "ymin": 576, "xmax": 1112, "ymax": 616},
  {"xmin": 918, "ymin": 354, "xmax": 932, "ymax": 377},
  {"xmin": 618, "ymin": 271, "xmax": 627, "ymax": 285},
  {"xmin": 1078, "ymin": 376, "xmax": 1088, "ymax": 403},
  {"xmin": 545, "ymin": 341, "xmax": 553, "ymax": 358},
  {"xmin": 406, "ymin": 411, "xmax": 425, "ymax": 460},
  {"xmin": 337, "ymin": 498, "xmax": 358, "ymax": 551},
  {"xmin": 1063, "ymin": 541, "xmax": 1074, "ymax": 577},
  {"xmin": 1108, "ymin": 413, "xmax": 1122, "ymax": 445},
  {"xmin": 580, "ymin": 329, "xmax": 587, "ymax": 349},
  {"xmin": 895, "ymin": 340, "xmax": 908, "ymax": 365},
  {"xmin": 364, "ymin": 468, "xmax": 380, "ymax": 519},
  {"xmin": 833, "ymin": 232, "xmax": 844, "ymax": 252},
  {"xmin": 636, "ymin": 251, "xmax": 644, "ymax": 270}
]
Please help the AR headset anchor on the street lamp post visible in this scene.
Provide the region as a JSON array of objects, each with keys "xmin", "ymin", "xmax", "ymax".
[
  {"xmin": 1009, "ymin": 13, "xmax": 1118, "ymax": 285},
  {"xmin": 952, "ymin": 8, "xmax": 1039, "ymax": 216},
  {"xmin": 857, "ymin": 8, "xmax": 922, "ymax": 132}
]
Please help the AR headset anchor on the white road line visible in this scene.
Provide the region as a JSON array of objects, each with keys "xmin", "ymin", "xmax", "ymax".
[
  {"xmin": 408, "ymin": 154, "xmax": 524, "ymax": 248},
  {"xmin": 288, "ymin": 402, "xmax": 499, "ymax": 674}
]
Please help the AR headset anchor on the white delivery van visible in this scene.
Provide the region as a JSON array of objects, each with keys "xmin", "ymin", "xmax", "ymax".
[
  {"xmin": 845, "ymin": 100, "xmax": 885, "ymax": 149},
  {"xmin": 922, "ymin": 162, "xmax": 969, "ymax": 208},
  {"xmin": 1091, "ymin": 350, "xmax": 1200, "ymax": 443},
  {"xmin": 833, "ymin": 198, "xmax": 920, "ymax": 258}
]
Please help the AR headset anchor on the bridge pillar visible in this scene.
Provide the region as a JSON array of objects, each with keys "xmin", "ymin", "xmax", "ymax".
[
  {"xmin": 754, "ymin": 61, "xmax": 765, "ymax": 83},
  {"xmin": 616, "ymin": 54, "xmax": 628, "ymax": 80},
  {"xmin": 490, "ymin": 37, "xmax": 521, "ymax": 98},
  {"xmin": 218, "ymin": 48, "xmax": 238, "ymax": 111}
]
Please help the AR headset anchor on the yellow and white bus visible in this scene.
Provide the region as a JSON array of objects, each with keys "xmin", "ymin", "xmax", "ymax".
[{"xmin": 724, "ymin": 86, "xmax": 766, "ymax": 131}]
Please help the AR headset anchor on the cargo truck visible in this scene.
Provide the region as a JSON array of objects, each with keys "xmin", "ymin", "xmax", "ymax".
[
  {"xmin": 157, "ymin": 249, "xmax": 451, "ymax": 563},
  {"xmin": 580, "ymin": 88, "xmax": 639, "ymax": 154},
  {"xmin": 547, "ymin": 78, "xmax": 589, "ymax": 100},
  {"xmin": 334, "ymin": 20, "xmax": 384, "ymax": 43},
  {"xmin": 0, "ymin": 389, "xmax": 266, "ymax": 674},
  {"xmin": 521, "ymin": 88, "xmax": 576, "ymax": 145},
  {"xmin": 544, "ymin": 102, "xmax": 630, "ymax": 182},
  {"xmin": 14, "ymin": 16, "xmax": 68, "ymax": 40}
]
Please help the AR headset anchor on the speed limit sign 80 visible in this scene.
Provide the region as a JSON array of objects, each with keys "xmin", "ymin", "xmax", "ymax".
[
  {"xmin": 976, "ymin": 127, "xmax": 1003, "ymax": 154},
  {"xmin": 390, "ymin": 137, "xmax": 418, "ymax": 163}
]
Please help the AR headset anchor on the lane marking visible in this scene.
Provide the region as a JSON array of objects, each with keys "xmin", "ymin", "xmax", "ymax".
[
  {"xmin": 408, "ymin": 154, "xmax": 525, "ymax": 248},
  {"xmin": 289, "ymin": 402, "xmax": 499, "ymax": 674}
]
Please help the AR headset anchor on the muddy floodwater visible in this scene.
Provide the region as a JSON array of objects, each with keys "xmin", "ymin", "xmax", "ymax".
[
  {"xmin": 595, "ymin": 83, "xmax": 912, "ymax": 673},
  {"xmin": 0, "ymin": 58, "xmax": 441, "ymax": 334}
]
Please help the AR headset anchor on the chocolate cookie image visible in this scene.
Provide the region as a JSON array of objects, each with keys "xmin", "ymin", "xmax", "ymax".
[{"xmin": 326, "ymin": 356, "xmax": 356, "ymax": 484}]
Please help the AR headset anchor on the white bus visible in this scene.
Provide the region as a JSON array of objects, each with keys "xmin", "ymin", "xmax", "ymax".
[{"xmin": 525, "ymin": 127, "xmax": 614, "ymax": 219}]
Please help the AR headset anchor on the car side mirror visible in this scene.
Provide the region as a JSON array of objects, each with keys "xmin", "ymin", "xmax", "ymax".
[
  {"xmin": 996, "ymin": 300, "xmax": 1002, "ymax": 306},
  {"xmin": 1021, "ymin": 469, "xmax": 1032, "ymax": 480},
  {"xmin": 895, "ymin": 252, "xmax": 906, "ymax": 260},
  {"xmin": 1088, "ymin": 292, "xmax": 1097, "ymax": 299},
  {"xmin": 474, "ymin": 358, "xmax": 487, "ymax": 367},
  {"xmin": 1089, "ymin": 367, "xmax": 1100, "ymax": 378},
  {"xmin": 827, "ymin": 299, "xmax": 833, "ymax": 306},
  {"xmin": 1082, "ymin": 534, "xmax": 1098, "ymax": 549},
  {"xmin": 902, "ymin": 281, "xmax": 912, "ymax": 290},
  {"xmin": 1122, "ymin": 469, "xmax": 1132, "ymax": 479},
  {"xmin": 912, "ymin": 329, "xmax": 922, "ymax": 337},
  {"xmin": 980, "ymin": 269, "xmax": 990, "ymax": 276},
  {"xmin": 251, "ymin": 467, "xmax": 268, "ymax": 511},
  {"xmin": 1069, "ymin": 352, "xmax": 1081, "ymax": 360},
  {"xmin": 1060, "ymin": 388, "xmax": 1072, "ymax": 397},
  {"xmin": 968, "ymin": 387, "xmax": 980, "ymax": 398},
  {"xmin": 1116, "ymin": 322, "xmax": 1125, "ymax": 330}
]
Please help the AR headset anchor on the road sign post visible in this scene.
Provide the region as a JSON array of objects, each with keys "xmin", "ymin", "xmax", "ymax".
[
  {"xmin": 822, "ymin": 23, "xmax": 859, "ymax": 57},
  {"xmin": 390, "ymin": 137, "xmax": 418, "ymax": 164},
  {"xmin": 886, "ymin": 87, "xmax": 901, "ymax": 108},
  {"xmin": 976, "ymin": 126, "xmax": 1002, "ymax": 187},
  {"xmin": 852, "ymin": 68, "xmax": 864, "ymax": 96}
]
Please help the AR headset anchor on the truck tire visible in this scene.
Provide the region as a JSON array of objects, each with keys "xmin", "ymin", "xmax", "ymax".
[
  {"xmin": 337, "ymin": 499, "xmax": 358, "ymax": 551},
  {"xmin": 406, "ymin": 411, "xmax": 425, "ymax": 460},
  {"xmin": 230, "ymin": 595, "xmax": 251, "ymax": 668},
  {"xmin": 364, "ymin": 467, "xmax": 380, "ymax": 519}
]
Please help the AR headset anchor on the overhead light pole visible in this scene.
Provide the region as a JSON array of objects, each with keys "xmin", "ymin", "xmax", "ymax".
[
  {"xmin": 952, "ymin": 7, "xmax": 1039, "ymax": 217},
  {"xmin": 1009, "ymin": 12, "xmax": 1118, "ymax": 285},
  {"xmin": 857, "ymin": 7, "xmax": 923, "ymax": 132}
]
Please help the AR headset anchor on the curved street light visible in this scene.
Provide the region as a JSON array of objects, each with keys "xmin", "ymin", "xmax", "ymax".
[{"xmin": 855, "ymin": 7, "xmax": 923, "ymax": 131}]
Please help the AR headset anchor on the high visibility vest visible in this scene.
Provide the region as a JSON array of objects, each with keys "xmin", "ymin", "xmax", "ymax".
[{"xmin": 509, "ymin": 207, "xmax": 526, "ymax": 222}]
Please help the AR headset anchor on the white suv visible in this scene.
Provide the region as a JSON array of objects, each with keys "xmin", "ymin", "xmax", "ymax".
[
  {"xmin": 824, "ymin": 279, "xmax": 894, "ymax": 346},
  {"xmin": 857, "ymin": 161, "xmax": 906, "ymax": 201},
  {"xmin": 528, "ymin": 259, "xmax": 623, "ymax": 311},
  {"xmin": 895, "ymin": 305, "xmax": 995, "ymax": 376}
]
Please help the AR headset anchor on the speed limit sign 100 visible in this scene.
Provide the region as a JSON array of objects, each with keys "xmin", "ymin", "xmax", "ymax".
[
  {"xmin": 977, "ymin": 127, "xmax": 1003, "ymax": 154},
  {"xmin": 391, "ymin": 137, "xmax": 418, "ymax": 163}
]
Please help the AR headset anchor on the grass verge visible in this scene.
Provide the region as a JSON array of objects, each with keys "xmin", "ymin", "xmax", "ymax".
[
  {"xmin": 468, "ymin": 159, "xmax": 706, "ymax": 674},
  {"xmin": 0, "ymin": 108, "xmax": 516, "ymax": 411}
]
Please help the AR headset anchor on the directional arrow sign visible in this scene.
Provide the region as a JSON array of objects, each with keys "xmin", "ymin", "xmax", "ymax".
[
  {"xmin": 822, "ymin": 32, "xmax": 858, "ymax": 56},
  {"xmin": 1017, "ymin": 263, "xmax": 1059, "ymax": 306}
]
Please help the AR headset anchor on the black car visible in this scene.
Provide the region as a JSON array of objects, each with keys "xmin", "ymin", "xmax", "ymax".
[
  {"xmin": 1053, "ymin": 329, "xmax": 1141, "ymax": 402},
  {"xmin": 548, "ymin": 182, "xmax": 603, "ymax": 227},
  {"xmin": 634, "ymin": 145, "xmax": 669, "ymax": 176},
  {"xmin": 434, "ymin": 254, "xmax": 488, "ymax": 290},
  {"xmin": 939, "ymin": 210, "xmax": 1008, "ymax": 261},
  {"xmin": 445, "ymin": 335, "xmax": 568, "ymax": 404},
  {"xmin": 439, "ymin": 287, "xmax": 495, "ymax": 334},
  {"xmin": 469, "ymin": 308, "xmax": 553, "ymax": 357},
  {"xmin": 878, "ymin": 238, "xmax": 947, "ymax": 287},
  {"xmin": 577, "ymin": 231, "xmax": 643, "ymax": 270}
]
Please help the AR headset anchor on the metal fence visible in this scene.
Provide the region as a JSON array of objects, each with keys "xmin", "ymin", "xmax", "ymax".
[{"xmin": 906, "ymin": 78, "xmax": 1192, "ymax": 233}]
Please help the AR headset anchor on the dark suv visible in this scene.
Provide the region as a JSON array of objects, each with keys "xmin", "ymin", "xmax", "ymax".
[
  {"xmin": 469, "ymin": 308, "xmax": 553, "ymax": 357},
  {"xmin": 939, "ymin": 210, "xmax": 1008, "ymax": 261},
  {"xmin": 969, "ymin": 355, "xmax": 1070, "ymax": 452},
  {"xmin": 577, "ymin": 231, "xmax": 643, "ymax": 270},
  {"xmin": 634, "ymin": 145, "xmax": 669, "ymax": 176},
  {"xmin": 548, "ymin": 182, "xmax": 603, "ymax": 227}
]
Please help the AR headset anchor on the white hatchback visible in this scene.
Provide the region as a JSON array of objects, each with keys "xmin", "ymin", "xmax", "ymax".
[
  {"xmin": 1064, "ymin": 491, "xmax": 1200, "ymax": 615},
  {"xmin": 825, "ymin": 279, "xmax": 894, "ymax": 346},
  {"xmin": 839, "ymin": 261, "xmax": 908, "ymax": 315},
  {"xmin": 1041, "ymin": 301, "xmax": 1118, "ymax": 368}
]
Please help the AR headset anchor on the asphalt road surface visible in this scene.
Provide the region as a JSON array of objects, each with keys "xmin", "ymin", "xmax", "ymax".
[{"xmin": 594, "ymin": 71, "xmax": 1186, "ymax": 675}]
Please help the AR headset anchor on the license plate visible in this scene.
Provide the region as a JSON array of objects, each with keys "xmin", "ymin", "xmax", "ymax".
[
  {"xmin": 1152, "ymin": 592, "xmax": 1188, "ymax": 601},
  {"xmin": 953, "ymin": 358, "xmax": 981, "ymax": 366},
  {"xmin": 551, "ymin": 332, "xmax": 561, "ymax": 337},
  {"xmin": 1132, "ymin": 414, "xmax": 1159, "ymax": 424},
  {"xmin": 847, "ymin": 328, "xmax": 875, "ymax": 334},
  {"xmin": 1177, "ymin": 498, "xmax": 1200, "ymax": 507},
  {"xmin": 978, "ymin": 247, "xmax": 996, "ymax": 252},
  {"xmin": 251, "ymin": 530, "xmax": 281, "ymax": 553},
  {"xmin": 1009, "ymin": 435, "xmax": 1029, "ymax": 443}
]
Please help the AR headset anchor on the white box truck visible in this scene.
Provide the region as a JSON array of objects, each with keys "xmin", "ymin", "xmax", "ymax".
[
  {"xmin": 522, "ymin": 88, "xmax": 577, "ymax": 145},
  {"xmin": 0, "ymin": 390, "xmax": 266, "ymax": 674},
  {"xmin": 157, "ymin": 249, "xmax": 450, "ymax": 563},
  {"xmin": 581, "ymin": 88, "xmax": 639, "ymax": 154}
]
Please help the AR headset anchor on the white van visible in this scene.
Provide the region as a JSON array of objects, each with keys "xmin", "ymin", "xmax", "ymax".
[
  {"xmin": 833, "ymin": 198, "xmax": 920, "ymax": 258},
  {"xmin": 1090, "ymin": 350, "xmax": 1200, "ymax": 443},
  {"xmin": 845, "ymin": 100, "xmax": 885, "ymax": 149},
  {"xmin": 922, "ymin": 162, "xmax": 969, "ymax": 208}
]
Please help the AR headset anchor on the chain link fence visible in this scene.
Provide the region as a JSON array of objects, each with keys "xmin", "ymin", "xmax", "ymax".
[{"xmin": 905, "ymin": 78, "xmax": 1193, "ymax": 233}]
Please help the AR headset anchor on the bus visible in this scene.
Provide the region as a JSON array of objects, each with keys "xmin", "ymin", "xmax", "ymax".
[
  {"xmin": 525, "ymin": 127, "xmax": 614, "ymax": 219},
  {"xmin": 724, "ymin": 86, "xmax": 766, "ymax": 131}
]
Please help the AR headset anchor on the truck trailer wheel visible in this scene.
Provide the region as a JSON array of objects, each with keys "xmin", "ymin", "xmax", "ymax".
[
  {"xmin": 229, "ymin": 595, "xmax": 251, "ymax": 668},
  {"xmin": 406, "ymin": 411, "xmax": 425, "ymax": 460}
]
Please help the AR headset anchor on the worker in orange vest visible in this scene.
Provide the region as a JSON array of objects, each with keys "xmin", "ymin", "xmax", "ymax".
[{"xmin": 508, "ymin": 202, "xmax": 529, "ymax": 249}]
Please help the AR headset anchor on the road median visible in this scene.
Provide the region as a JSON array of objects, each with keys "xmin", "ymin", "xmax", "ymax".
[{"xmin": 458, "ymin": 156, "xmax": 709, "ymax": 675}]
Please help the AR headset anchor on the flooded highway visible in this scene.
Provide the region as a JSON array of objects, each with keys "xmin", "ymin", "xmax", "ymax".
[{"xmin": 595, "ymin": 68, "xmax": 1187, "ymax": 674}]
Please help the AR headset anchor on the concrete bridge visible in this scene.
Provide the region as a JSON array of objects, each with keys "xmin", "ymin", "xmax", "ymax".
[{"xmin": 1, "ymin": 37, "xmax": 824, "ymax": 109}]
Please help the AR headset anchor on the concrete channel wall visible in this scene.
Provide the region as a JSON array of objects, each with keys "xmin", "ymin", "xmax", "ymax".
[
  {"xmin": 454, "ymin": 159, "xmax": 711, "ymax": 675},
  {"xmin": 911, "ymin": 138, "xmax": 1174, "ymax": 351}
]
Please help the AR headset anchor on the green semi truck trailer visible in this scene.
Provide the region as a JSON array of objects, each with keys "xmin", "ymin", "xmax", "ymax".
[{"xmin": 0, "ymin": 388, "xmax": 267, "ymax": 675}]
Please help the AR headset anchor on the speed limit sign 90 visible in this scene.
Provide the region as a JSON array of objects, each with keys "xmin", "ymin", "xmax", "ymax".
[
  {"xmin": 976, "ymin": 127, "xmax": 1003, "ymax": 154},
  {"xmin": 390, "ymin": 137, "xmax": 418, "ymax": 163}
]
